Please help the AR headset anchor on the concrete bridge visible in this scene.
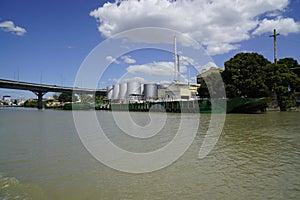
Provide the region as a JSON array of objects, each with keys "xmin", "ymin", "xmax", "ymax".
[{"xmin": 0, "ymin": 78, "xmax": 106, "ymax": 109}]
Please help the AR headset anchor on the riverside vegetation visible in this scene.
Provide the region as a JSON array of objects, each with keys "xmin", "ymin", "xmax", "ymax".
[
  {"xmin": 198, "ymin": 52, "xmax": 300, "ymax": 111},
  {"xmin": 24, "ymin": 52, "xmax": 300, "ymax": 111}
]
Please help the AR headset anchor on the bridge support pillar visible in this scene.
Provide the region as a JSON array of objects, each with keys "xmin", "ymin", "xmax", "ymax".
[{"xmin": 32, "ymin": 91, "xmax": 47, "ymax": 109}]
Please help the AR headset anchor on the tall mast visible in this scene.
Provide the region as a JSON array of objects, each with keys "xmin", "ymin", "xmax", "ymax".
[
  {"xmin": 174, "ymin": 36, "xmax": 177, "ymax": 82},
  {"xmin": 177, "ymin": 54, "xmax": 180, "ymax": 82},
  {"xmin": 188, "ymin": 65, "xmax": 190, "ymax": 86}
]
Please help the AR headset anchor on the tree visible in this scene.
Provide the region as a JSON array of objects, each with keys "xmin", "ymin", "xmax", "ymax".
[
  {"xmin": 58, "ymin": 92, "xmax": 77, "ymax": 102},
  {"xmin": 197, "ymin": 81, "xmax": 209, "ymax": 99},
  {"xmin": 53, "ymin": 94, "xmax": 59, "ymax": 100},
  {"xmin": 197, "ymin": 69, "xmax": 225, "ymax": 99},
  {"xmin": 95, "ymin": 94, "xmax": 106, "ymax": 104},
  {"xmin": 80, "ymin": 94, "xmax": 94, "ymax": 103},
  {"xmin": 278, "ymin": 57, "xmax": 300, "ymax": 79},
  {"xmin": 265, "ymin": 63, "xmax": 300, "ymax": 111},
  {"xmin": 222, "ymin": 53, "xmax": 271, "ymax": 98},
  {"xmin": 277, "ymin": 58, "xmax": 299, "ymax": 69}
]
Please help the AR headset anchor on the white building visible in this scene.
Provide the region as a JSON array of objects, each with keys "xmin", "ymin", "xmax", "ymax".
[
  {"xmin": 158, "ymin": 82, "xmax": 199, "ymax": 101},
  {"xmin": 2, "ymin": 96, "xmax": 11, "ymax": 103}
]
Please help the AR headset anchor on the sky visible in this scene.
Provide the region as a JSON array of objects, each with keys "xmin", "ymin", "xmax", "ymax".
[{"xmin": 0, "ymin": 0, "xmax": 300, "ymax": 99}]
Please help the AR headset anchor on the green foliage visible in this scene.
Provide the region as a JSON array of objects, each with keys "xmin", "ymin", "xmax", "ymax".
[
  {"xmin": 53, "ymin": 94, "xmax": 58, "ymax": 100},
  {"xmin": 264, "ymin": 63, "xmax": 300, "ymax": 111},
  {"xmin": 80, "ymin": 94, "xmax": 94, "ymax": 103},
  {"xmin": 197, "ymin": 52, "xmax": 300, "ymax": 111},
  {"xmin": 23, "ymin": 99, "xmax": 49, "ymax": 108},
  {"xmin": 24, "ymin": 100, "xmax": 38, "ymax": 107},
  {"xmin": 95, "ymin": 95, "xmax": 106, "ymax": 104},
  {"xmin": 222, "ymin": 53, "xmax": 271, "ymax": 98},
  {"xmin": 197, "ymin": 71, "xmax": 225, "ymax": 99},
  {"xmin": 278, "ymin": 57, "xmax": 300, "ymax": 80},
  {"xmin": 277, "ymin": 58, "xmax": 299, "ymax": 68},
  {"xmin": 197, "ymin": 81, "xmax": 209, "ymax": 99},
  {"xmin": 58, "ymin": 92, "xmax": 77, "ymax": 102}
]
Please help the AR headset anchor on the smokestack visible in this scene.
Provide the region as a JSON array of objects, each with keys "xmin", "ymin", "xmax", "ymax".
[
  {"xmin": 174, "ymin": 36, "xmax": 177, "ymax": 82},
  {"xmin": 177, "ymin": 54, "xmax": 180, "ymax": 82}
]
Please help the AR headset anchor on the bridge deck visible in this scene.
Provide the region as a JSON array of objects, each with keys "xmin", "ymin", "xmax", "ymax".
[{"xmin": 0, "ymin": 79, "xmax": 106, "ymax": 95}]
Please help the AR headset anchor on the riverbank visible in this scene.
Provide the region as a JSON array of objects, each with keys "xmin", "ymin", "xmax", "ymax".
[{"xmin": 0, "ymin": 105, "xmax": 22, "ymax": 108}]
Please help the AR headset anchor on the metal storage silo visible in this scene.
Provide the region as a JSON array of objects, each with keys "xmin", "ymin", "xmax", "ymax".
[
  {"xmin": 127, "ymin": 81, "xmax": 141, "ymax": 95},
  {"xmin": 106, "ymin": 85, "xmax": 114, "ymax": 100},
  {"xmin": 141, "ymin": 83, "xmax": 144, "ymax": 95},
  {"xmin": 144, "ymin": 83, "xmax": 158, "ymax": 100},
  {"xmin": 112, "ymin": 84, "xmax": 120, "ymax": 101},
  {"xmin": 119, "ymin": 83, "xmax": 127, "ymax": 102},
  {"xmin": 127, "ymin": 81, "xmax": 142, "ymax": 102}
]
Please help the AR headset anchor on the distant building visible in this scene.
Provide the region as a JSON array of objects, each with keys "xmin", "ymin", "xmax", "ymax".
[
  {"xmin": 17, "ymin": 98, "xmax": 25, "ymax": 106},
  {"xmin": 2, "ymin": 95, "xmax": 11, "ymax": 103},
  {"xmin": 196, "ymin": 67, "xmax": 224, "ymax": 84},
  {"xmin": 47, "ymin": 96, "xmax": 55, "ymax": 101}
]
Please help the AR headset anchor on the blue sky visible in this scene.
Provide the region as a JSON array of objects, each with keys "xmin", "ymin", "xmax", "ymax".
[{"xmin": 1, "ymin": 0, "xmax": 300, "ymax": 99}]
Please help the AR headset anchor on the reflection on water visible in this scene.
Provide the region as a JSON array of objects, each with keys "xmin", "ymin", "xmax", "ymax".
[{"xmin": 0, "ymin": 109, "xmax": 299, "ymax": 199}]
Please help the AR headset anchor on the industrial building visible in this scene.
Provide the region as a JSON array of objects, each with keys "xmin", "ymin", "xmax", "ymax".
[
  {"xmin": 106, "ymin": 36, "xmax": 200, "ymax": 104},
  {"xmin": 106, "ymin": 81, "xmax": 199, "ymax": 103}
]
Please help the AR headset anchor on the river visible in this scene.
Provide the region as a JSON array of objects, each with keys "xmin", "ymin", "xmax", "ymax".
[{"xmin": 0, "ymin": 108, "xmax": 299, "ymax": 199}]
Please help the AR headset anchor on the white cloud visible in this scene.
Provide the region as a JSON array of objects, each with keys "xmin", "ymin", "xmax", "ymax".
[
  {"xmin": 0, "ymin": 21, "xmax": 26, "ymax": 36},
  {"xmin": 121, "ymin": 76, "xmax": 146, "ymax": 83},
  {"xmin": 197, "ymin": 62, "xmax": 219, "ymax": 73},
  {"xmin": 106, "ymin": 55, "xmax": 137, "ymax": 64},
  {"xmin": 179, "ymin": 55, "xmax": 195, "ymax": 66},
  {"xmin": 127, "ymin": 61, "xmax": 175, "ymax": 76},
  {"xmin": 253, "ymin": 17, "xmax": 300, "ymax": 36},
  {"xmin": 106, "ymin": 55, "xmax": 120, "ymax": 64},
  {"xmin": 108, "ymin": 78, "xmax": 120, "ymax": 83},
  {"xmin": 90, "ymin": 0, "xmax": 299, "ymax": 55},
  {"xmin": 121, "ymin": 55, "xmax": 136, "ymax": 64}
]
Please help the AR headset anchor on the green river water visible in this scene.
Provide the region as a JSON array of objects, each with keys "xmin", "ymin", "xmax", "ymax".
[{"xmin": 0, "ymin": 108, "xmax": 299, "ymax": 199}]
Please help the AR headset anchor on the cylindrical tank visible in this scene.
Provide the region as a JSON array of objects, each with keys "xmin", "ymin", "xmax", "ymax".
[
  {"xmin": 127, "ymin": 81, "xmax": 141, "ymax": 95},
  {"xmin": 106, "ymin": 85, "xmax": 114, "ymax": 100},
  {"xmin": 144, "ymin": 83, "xmax": 158, "ymax": 100},
  {"xmin": 141, "ymin": 83, "xmax": 144, "ymax": 95},
  {"xmin": 112, "ymin": 84, "xmax": 120, "ymax": 100},
  {"xmin": 119, "ymin": 83, "xmax": 127, "ymax": 101}
]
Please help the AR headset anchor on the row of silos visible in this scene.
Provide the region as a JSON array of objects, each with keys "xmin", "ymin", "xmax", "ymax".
[
  {"xmin": 143, "ymin": 83, "xmax": 158, "ymax": 100},
  {"xmin": 106, "ymin": 82, "xmax": 158, "ymax": 102}
]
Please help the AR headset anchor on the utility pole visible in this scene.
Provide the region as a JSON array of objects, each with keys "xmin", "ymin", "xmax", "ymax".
[{"xmin": 269, "ymin": 29, "xmax": 280, "ymax": 64}]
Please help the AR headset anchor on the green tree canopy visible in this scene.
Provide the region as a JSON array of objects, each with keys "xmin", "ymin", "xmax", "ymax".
[
  {"xmin": 265, "ymin": 63, "xmax": 300, "ymax": 110},
  {"xmin": 278, "ymin": 57, "xmax": 300, "ymax": 79},
  {"xmin": 52, "ymin": 94, "xmax": 59, "ymax": 100},
  {"xmin": 277, "ymin": 58, "xmax": 299, "ymax": 69},
  {"xmin": 58, "ymin": 92, "xmax": 77, "ymax": 102},
  {"xmin": 196, "ymin": 53, "xmax": 300, "ymax": 111},
  {"xmin": 197, "ymin": 69, "xmax": 225, "ymax": 99},
  {"xmin": 222, "ymin": 53, "xmax": 271, "ymax": 98},
  {"xmin": 80, "ymin": 94, "xmax": 94, "ymax": 103},
  {"xmin": 95, "ymin": 94, "xmax": 106, "ymax": 104}
]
